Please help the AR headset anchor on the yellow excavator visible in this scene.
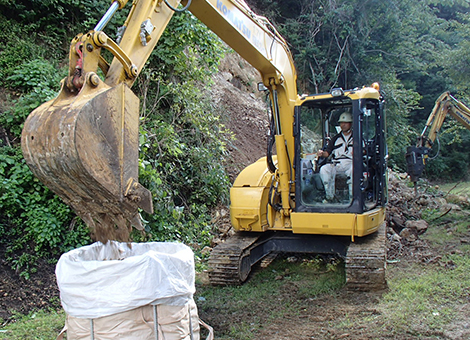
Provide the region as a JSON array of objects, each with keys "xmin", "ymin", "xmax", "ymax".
[
  {"xmin": 21, "ymin": 0, "xmax": 388, "ymax": 289},
  {"xmin": 406, "ymin": 92, "xmax": 470, "ymax": 186}
]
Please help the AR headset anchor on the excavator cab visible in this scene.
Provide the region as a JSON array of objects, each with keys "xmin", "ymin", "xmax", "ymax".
[{"xmin": 295, "ymin": 88, "xmax": 387, "ymax": 213}]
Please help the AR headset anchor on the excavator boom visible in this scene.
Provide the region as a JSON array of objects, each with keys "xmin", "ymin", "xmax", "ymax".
[{"xmin": 420, "ymin": 92, "xmax": 470, "ymax": 147}]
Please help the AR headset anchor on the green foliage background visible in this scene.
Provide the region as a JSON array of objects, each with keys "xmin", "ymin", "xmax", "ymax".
[{"xmin": 1, "ymin": 0, "xmax": 470, "ymax": 274}]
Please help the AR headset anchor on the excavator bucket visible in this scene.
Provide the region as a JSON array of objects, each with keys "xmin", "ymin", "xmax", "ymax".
[{"xmin": 21, "ymin": 76, "xmax": 153, "ymax": 242}]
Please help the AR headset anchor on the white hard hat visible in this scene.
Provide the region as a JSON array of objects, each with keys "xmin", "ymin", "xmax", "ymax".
[{"xmin": 338, "ymin": 112, "xmax": 352, "ymax": 123}]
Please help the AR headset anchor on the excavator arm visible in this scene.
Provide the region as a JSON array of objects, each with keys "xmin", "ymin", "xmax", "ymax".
[
  {"xmin": 406, "ymin": 92, "xmax": 470, "ymax": 183},
  {"xmin": 21, "ymin": 0, "xmax": 299, "ymax": 241},
  {"xmin": 418, "ymin": 92, "xmax": 470, "ymax": 148}
]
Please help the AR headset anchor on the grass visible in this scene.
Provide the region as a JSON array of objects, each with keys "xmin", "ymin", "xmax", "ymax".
[
  {"xmin": 422, "ymin": 210, "xmax": 469, "ymax": 245},
  {"xmin": 0, "ymin": 309, "xmax": 65, "ymax": 340},
  {"xmin": 382, "ymin": 260, "xmax": 468, "ymax": 335},
  {"xmin": 439, "ymin": 180, "xmax": 470, "ymax": 196},
  {"xmin": 195, "ymin": 256, "xmax": 345, "ymax": 339},
  {"xmin": 350, "ymin": 209, "xmax": 470, "ymax": 338},
  {"xmin": 377, "ymin": 255, "xmax": 469, "ymax": 336}
]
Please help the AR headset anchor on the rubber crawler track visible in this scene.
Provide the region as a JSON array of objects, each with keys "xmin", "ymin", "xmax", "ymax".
[
  {"xmin": 209, "ymin": 223, "xmax": 388, "ymax": 290},
  {"xmin": 345, "ymin": 222, "xmax": 387, "ymax": 291},
  {"xmin": 208, "ymin": 234, "xmax": 259, "ymax": 285}
]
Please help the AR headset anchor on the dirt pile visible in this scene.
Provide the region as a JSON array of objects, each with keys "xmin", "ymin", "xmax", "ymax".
[
  {"xmin": 0, "ymin": 256, "xmax": 59, "ymax": 322},
  {"xmin": 386, "ymin": 171, "xmax": 470, "ymax": 261}
]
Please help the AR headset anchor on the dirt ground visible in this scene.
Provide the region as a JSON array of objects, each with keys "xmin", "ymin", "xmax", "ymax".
[
  {"xmin": 1, "ymin": 52, "xmax": 469, "ymax": 340},
  {"xmin": 0, "ymin": 252, "xmax": 60, "ymax": 322}
]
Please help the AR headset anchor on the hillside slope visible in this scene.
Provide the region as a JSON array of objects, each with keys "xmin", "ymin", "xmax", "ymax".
[{"xmin": 212, "ymin": 51, "xmax": 269, "ymax": 181}]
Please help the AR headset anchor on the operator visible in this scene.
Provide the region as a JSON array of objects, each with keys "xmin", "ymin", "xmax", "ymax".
[{"xmin": 316, "ymin": 112, "xmax": 353, "ymax": 202}]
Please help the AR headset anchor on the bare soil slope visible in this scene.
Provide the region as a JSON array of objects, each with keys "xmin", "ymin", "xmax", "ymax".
[{"xmin": 211, "ymin": 51, "xmax": 269, "ymax": 181}]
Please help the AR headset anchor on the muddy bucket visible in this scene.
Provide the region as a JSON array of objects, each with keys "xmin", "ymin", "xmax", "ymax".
[{"xmin": 22, "ymin": 77, "xmax": 152, "ymax": 241}]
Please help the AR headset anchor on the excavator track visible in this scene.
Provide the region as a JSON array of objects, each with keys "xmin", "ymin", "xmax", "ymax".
[
  {"xmin": 208, "ymin": 233, "xmax": 260, "ymax": 286},
  {"xmin": 209, "ymin": 226, "xmax": 388, "ymax": 290},
  {"xmin": 345, "ymin": 222, "xmax": 387, "ymax": 291}
]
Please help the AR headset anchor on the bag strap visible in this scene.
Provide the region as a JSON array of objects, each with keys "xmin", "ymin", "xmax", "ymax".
[
  {"xmin": 55, "ymin": 325, "xmax": 67, "ymax": 340},
  {"xmin": 153, "ymin": 305, "xmax": 159, "ymax": 340},
  {"xmin": 199, "ymin": 318, "xmax": 214, "ymax": 340}
]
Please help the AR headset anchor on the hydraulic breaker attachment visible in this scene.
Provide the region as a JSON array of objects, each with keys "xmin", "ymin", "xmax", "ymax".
[{"xmin": 21, "ymin": 72, "xmax": 152, "ymax": 242}]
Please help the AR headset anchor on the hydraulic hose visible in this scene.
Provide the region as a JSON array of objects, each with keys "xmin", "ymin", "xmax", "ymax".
[
  {"xmin": 266, "ymin": 110, "xmax": 277, "ymax": 173},
  {"xmin": 164, "ymin": 0, "xmax": 192, "ymax": 12}
]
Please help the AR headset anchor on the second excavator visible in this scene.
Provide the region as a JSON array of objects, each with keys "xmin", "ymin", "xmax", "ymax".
[
  {"xmin": 22, "ymin": 0, "xmax": 388, "ymax": 289},
  {"xmin": 406, "ymin": 91, "xmax": 470, "ymax": 189}
]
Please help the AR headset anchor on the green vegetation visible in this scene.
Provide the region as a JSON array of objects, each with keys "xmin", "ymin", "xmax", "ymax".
[
  {"xmin": 131, "ymin": 11, "xmax": 228, "ymax": 251},
  {"xmin": 0, "ymin": 58, "xmax": 65, "ymax": 136},
  {"xmin": 439, "ymin": 180, "xmax": 470, "ymax": 196},
  {"xmin": 365, "ymin": 211, "xmax": 470, "ymax": 338},
  {"xmin": 0, "ymin": 309, "xmax": 65, "ymax": 340},
  {"xmin": 0, "ymin": 3, "xmax": 227, "ymax": 274},
  {"xmin": 0, "ymin": 146, "xmax": 91, "ymax": 279},
  {"xmin": 379, "ymin": 254, "xmax": 470, "ymax": 336}
]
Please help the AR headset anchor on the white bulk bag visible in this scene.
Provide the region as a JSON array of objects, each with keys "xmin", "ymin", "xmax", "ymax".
[
  {"xmin": 56, "ymin": 299, "xmax": 213, "ymax": 340},
  {"xmin": 56, "ymin": 241, "xmax": 195, "ymax": 319}
]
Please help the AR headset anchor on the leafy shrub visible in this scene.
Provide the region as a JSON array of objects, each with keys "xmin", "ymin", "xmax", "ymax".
[
  {"xmin": 0, "ymin": 146, "xmax": 91, "ymax": 277},
  {"xmin": 0, "ymin": 17, "xmax": 37, "ymax": 85},
  {"xmin": 0, "ymin": 0, "xmax": 121, "ymax": 40},
  {"xmin": 130, "ymin": 12, "xmax": 229, "ymax": 250},
  {"xmin": 1, "ymin": 58, "xmax": 65, "ymax": 137},
  {"xmin": 137, "ymin": 80, "xmax": 231, "ymax": 249}
]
